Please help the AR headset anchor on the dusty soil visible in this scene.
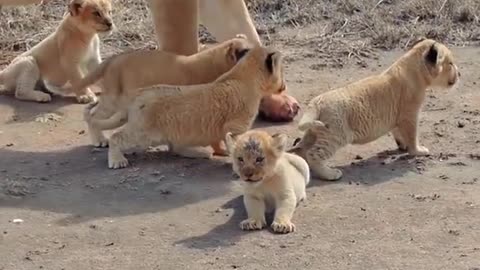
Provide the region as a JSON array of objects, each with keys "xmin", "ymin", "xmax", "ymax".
[{"xmin": 1, "ymin": 1, "xmax": 480, "ymax": 269}]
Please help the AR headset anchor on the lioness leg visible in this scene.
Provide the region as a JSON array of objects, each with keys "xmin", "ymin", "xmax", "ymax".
[
  {"xmin": 108, "ymin": 126, "xmax": 152, "ymax": 169},
  {"xmin": 13, "ymin": 57, "xmax": 51, "ymax": 102},
  {"xmin": 396, "ymin": 117, "xmax": 429, "ymax": 156},
  {"xmin": 198, "ymin": 0, "xmax": 261, "ymax": 45},
  {"xmin": 148, "ymin": 0, "xmax": 198, "ymax": 56}
]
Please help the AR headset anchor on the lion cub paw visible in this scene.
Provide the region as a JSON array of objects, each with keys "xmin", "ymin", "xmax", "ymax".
[
  {"xmin": 410, "ymin": 146, "xmax": 430, "ymax": 156},
  {"xmin": 36, "ymin": 92, "xmax": 52, "ymax": 103},
  {"xmin": 76, "ymin": 91, "xmax": 97, "ymax": 104},
  {"xmin": 240, "ymin": 218, "xmax": 266, "ymax": 231},
  {"xmin": 313, "ymin": 166, "xmax": 343, "ymax": 181},
  {"xmin": 108, "ymin": 155, "xmax": 129, "ymax": 169},
  {"xmin": 93, "ymin": 138, "xmax": 109, "ymax": 148},
  {"xmin": 271, "ymin": 220, "xmax": 296, "ymax": 234}
]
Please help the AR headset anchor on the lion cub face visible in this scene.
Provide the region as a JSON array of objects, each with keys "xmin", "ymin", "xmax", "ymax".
[
  {"xmin": 415, "ymin": 39, "xmax": 460, "ymax": 88},
  {"xmin": 68, "ymin": 0, "xmax": 114, "ymax": 33},
  {"xmin": 226, "ymin": 130, "xmax": 287, "ymax": 185}
]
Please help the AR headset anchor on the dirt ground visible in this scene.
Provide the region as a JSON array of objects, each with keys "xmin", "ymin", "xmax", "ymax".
[{"xmin": 1, "ymin": 1, "xmax": 480, "ymax": 270}]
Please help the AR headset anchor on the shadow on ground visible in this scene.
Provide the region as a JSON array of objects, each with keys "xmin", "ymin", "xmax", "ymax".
[{"xmin": 0, "ymin": 145, "xmax": 235, "ymax": 225}]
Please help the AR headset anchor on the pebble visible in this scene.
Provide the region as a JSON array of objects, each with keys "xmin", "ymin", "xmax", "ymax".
[{"xmin": 12, "ymin": 219, "xmax": 24, "ymax": 224}]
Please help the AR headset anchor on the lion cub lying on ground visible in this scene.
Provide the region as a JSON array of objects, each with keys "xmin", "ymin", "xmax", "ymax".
[
  {"xmin": 79, "ymin": 35, "xmax": 252, "ymax": 152},
  {"xmin": 289, "ymin": 38, "xmax": 460, "ymax": 181},
  {"xmin": 106, "ymin": 45, "xmax": 286, "ymax": 169},
  {"xmin": 226, "ymin": 130, "xmax": 310, "ymax": 234},
  {"xmin": 0, "ymin": 0, "xmax": 113, "ymax": 103}
]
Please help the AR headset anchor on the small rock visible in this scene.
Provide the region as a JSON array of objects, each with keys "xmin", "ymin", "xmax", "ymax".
[
  {"xmin": 457, "ymin": 121, "xmax": 466, "ymax": 128},
  {"xmin": 78, "ymin": 130, "xmax": 85, "ymax": 135},
  {"xmin": 360, "ymin": 207, "xmax": 366, "ymax": 211},
  {"xmin": 448, "ymin": 229, "xmax": 460, "ymax": 236},
  {"xmin": 355, "ymin": 155, "xmax": 363, "ymax": 160},
  {"xmin": 6, "ymin": 143, "xmax": 13, "ymax": 147},
  {"xmin": 105, "ymin": 242, "xmax": 114, "ymax": 247},
  {"xmin": 12, "ymin": 218, "xmax": 24, "ymax": 224},
  {"xmin": 159, "ymin": 189, "xmax": 171, "ymax": 195}
]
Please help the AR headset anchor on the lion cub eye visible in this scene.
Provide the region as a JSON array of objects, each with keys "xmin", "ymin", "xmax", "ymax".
[
  {"xmin": 237, "ymin": 157, "xmax": 244, "ymax": 163},
  {"xmin": 93, "ymin": 11, "xmax": 102, "ymax": 18},
  {"xmin": 255, "ymin": 157, "xmax": 265, "ymax": 163}
]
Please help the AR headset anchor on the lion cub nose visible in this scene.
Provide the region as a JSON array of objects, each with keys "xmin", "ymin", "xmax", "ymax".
[
  {"xmin": 242, "ymin": 168, "xmax": 255, "ymax": 179},
  {"xmin": 244, "ymin": 172, "xmax": 254, "ymax": 178}
]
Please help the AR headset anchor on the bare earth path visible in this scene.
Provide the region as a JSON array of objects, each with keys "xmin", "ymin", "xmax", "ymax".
[{"xmin": 1, "ymin": 45, "xmax": 479, "ymax": 269}]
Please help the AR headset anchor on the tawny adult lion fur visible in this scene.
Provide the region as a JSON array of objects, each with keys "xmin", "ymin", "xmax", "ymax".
[
  {"xmin": 106, "ymin": 45, "xmax": 287, "ymax": 169},
  {"xmin": 226, "ymin": 130, "xmax": 310, "ymax": 234},
  {"xmin": 146, "ymin": 0, "xmax": 299, "ymax": 122},
  {"xmin": 0, "ymin": 0, "xmax": 113, "ymax": 103},
  {"xmin": 289, "ymin": 38, "xmax": 460, "ymax": 181},
  {"xmin": 79, "ymin": 35, "xmax": 252, "ymax": 153}
]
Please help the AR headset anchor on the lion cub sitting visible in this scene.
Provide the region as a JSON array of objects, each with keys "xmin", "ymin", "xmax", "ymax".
[
  {"xmin": 78, "ymin": 35, "xmax": 252, "ymax": 151},
  {"xmin": 226, "ymin": 130, "xmax": 310, "ymax": 234},
  {"xmin": 106, "ymin": 45, "xmax": 286, "ymax": 169},
  {"xmin": 0, "ymin": 0, "xmax": 113, "ymax": 103},
  {"xmin": 290, "ymin": 38, "xmax": 460, "ymax": 181}
]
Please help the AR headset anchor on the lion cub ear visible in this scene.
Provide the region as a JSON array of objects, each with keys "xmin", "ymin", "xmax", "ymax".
[
  {"xmin": 225, "ymin": 132, "xmax": 237, "ymax": 154},
  {"xmin": 68, "ymin": 0, "xmax": 83, "ymax": 16},
  {"xmin": 425, "ymin": 43, "xmax": 438, "ymax": 65},
  {"xmin": 271, "ymin": 133, "xmax": 288, "ymax": 153},
  {"xmin": 228, "ymin": 45, "xmax": 250, "ymax": 63},
  {"xmin": 265, "ymin": 50, "xmax": 282, "ymax": 74},
  {"xmin": 425, "ymin": 43, "xmax": 444, "ymax": 76}
]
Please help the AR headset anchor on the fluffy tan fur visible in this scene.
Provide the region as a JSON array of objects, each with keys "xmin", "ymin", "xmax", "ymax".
[
  {"xmin": 290, "ymin": 38, "xmax": 460, "ymax": 181},
  {"xmin": 78, "ymin": 35, "xmax": 252, "ymax": 150},
  {"xmin": 106, "ymin": 45, "xmax": 286, "ymax": 169},
  {"xmin": 226, "ymin": 130, "xmax": 310, "ymax": 234},
  {"xmin": 0, "ymin": 0, "xmax": 113, "ymax": 103}
]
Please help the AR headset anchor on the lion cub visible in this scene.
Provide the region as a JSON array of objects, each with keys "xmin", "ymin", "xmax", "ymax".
[
  {"xmin": 226, "ymin": 130, "xmax": 310, "ymax": 234},
  {"xmin": 290, "ymin": 38, "xmax": 460, "ymax": 181},
  {"xmin": 78, "ymin": 35, "xmax": 252, "ymax": 150},
  {"xmin": 0, "ymin": 0, "xmax": 112, "ymax": 103},
  {"xmin": 106, "ymin": 45, "xmax": 286, "ymax": 169}
]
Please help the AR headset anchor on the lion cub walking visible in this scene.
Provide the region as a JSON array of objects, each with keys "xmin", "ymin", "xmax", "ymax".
[
  {"xmin": 226, "ymin": 130, "xmax": 310, "ymax": 234},
  {"xmin": 107, "ymin": 45, "xmax": 286, "ymax": 169},
  {"xmin": 290, "ymin": 38, "xmax": 460, "ymax": 181},
  {"xmin": 78, "ymin": 35, "xmax": 252, "ymax": 150},
  {"xmin": 0, "ymin": 0, "xmax": 113, "ymax": 103}
]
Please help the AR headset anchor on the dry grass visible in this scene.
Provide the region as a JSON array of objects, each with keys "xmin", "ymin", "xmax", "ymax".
[{"xmin": 0, "ymin": 0, "xmax": 479, "ymax": 67}]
